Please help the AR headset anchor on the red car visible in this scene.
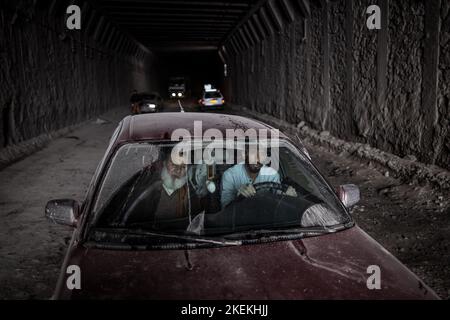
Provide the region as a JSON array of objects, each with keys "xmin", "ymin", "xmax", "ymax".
[{"xmin": 46, "ymin": 113, "xmax": 439, "ymax": 299}]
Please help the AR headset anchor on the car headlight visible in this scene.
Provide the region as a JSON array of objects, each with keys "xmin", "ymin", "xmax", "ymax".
[
  {"xmin": 148, "ymin": 104, "xmax": 156, "ymax": 109},
  {"xmin": 171, "ymin": 93, "xmax": 176, "ymax": 97},
  {"xmin": 177, "ymin": 92, "xmax": 182, "ymax": 97}
]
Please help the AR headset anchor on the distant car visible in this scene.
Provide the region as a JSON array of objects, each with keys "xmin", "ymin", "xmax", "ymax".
[
  {"xmin": 199, "ymin": 89, "xmax": 225, "ymax": 110},
  {"xmin": 133, "ymin": 92, "xmax": 163, "ymax": 114},
  {"xmin": 46, "ymin": 113, "xmax": 439, "ymax": 299}
]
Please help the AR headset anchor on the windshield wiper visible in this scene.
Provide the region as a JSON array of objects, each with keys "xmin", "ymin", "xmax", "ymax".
[
  {"xmin": 222, "ymin": 226, "xmax": 340, "ymax": 241},
  {"xmin": 140, "ymin": 231, "xmax": 242, "ymax": 246},
  {"xmin": 95, "ymin": 228, "xmax": 242, "ymax": 246}
]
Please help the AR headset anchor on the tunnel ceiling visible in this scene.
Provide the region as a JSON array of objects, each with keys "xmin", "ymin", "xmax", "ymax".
[{"xmin": 93, "ymin": 0, "xmax": 258, "ymax": 51}]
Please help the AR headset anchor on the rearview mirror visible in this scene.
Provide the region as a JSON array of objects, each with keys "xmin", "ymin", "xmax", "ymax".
[
  {"xmin": 45, "ymin": 199, "xmax": 80, "ymax": 228},
  {"xmin": 338, "ymin": 184, "xmax": 360, "ymax": 209}
]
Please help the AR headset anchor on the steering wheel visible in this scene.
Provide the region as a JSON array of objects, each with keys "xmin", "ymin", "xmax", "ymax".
[
  {"xmin": 234, "ymin": 182, "xmax": 290, "ymax": 204},
  {"xmin": 253, "ymin": 181, "xmax": 288, "ymax": 194}
]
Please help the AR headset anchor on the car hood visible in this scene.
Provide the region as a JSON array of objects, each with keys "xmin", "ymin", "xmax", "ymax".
[{"xmin": 56, "ymin": 226, "xmax": 438, "ymax": 299}]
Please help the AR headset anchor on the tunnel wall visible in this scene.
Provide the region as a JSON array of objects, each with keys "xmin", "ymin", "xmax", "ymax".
[
  {"xmin": 0, "ymin": 1, "xmax": 159, "ymax": 150},
  {"xmin": 228, "ymin": 0, "xmax": 449, "ymax": 170}
]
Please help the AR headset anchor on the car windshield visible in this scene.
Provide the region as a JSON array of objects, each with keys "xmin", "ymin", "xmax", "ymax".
[
  {"xmin": 89, "ymin": 141, "xmax": 351, "ymax": 247},
  {"xmin": 204, "ymin": 92, "xmax": 222, "ymax": 99}
]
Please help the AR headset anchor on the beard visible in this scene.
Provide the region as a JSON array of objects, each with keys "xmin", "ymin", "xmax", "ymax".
[
  {"xmin": 161, "ymin": 165, "xmax": 187, "ymax": 196},
  {"xmin": 247, "ymin": 163, "xmax": 262, "ymax": 173}
]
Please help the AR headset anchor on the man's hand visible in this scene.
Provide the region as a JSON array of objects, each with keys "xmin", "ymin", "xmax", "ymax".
[
  {"xmin": 237, "ymin": 184, "xmax": 256, "ymax": 198},
  {"xmin": 284, "ymin": 186, "xmax": 298, "ymax": 197}
]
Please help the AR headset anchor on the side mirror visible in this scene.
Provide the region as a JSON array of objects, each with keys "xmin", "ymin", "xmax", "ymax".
[
  {"xmin": 45, "ymin": 199, "xmax": 80, "ymax": 228},
  {"xmin": 338, "ymin": 184, "xmax": 360, "ymax": 209}
]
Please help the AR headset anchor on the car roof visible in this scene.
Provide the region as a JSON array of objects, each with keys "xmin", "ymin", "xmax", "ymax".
[
  {"xmin": 203, "ymin": 90, "xmax": 222, "ymax": 94},
  {"xmin": 115, "ymin": 112, "xmax": 288, "ymax": 144}
]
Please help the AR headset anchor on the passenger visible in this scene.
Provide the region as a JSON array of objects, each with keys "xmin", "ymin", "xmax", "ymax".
[
  {"xmin": 130, "ymin": 90, "xmax": 141, "ymax": 114},
  {"xmin": 153, "ymin": 148, "xmax": 206, "ymax": 220},
  {"xmin": 106, "ymin": 147, "xmax": 208, "ymax": 226},
  {"xmin": 221, "ymin": 146, "xmax": 297, "ymax": 208}
]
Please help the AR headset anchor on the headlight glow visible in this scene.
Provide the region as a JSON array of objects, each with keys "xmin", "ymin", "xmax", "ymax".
[
  {"xmin": 177, "ymin": 92, "xmax": 182, "ymax": 97},
  {"xmin": 148, "ymin": 104, "xmax": 156, "ymax": 109},
  {"xmin": 171, "ymin": 93, "xmax": 176, "ymax": 97}
]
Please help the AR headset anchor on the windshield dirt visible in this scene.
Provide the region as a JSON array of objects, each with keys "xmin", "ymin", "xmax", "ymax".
[{"xmin": 90, "ymin": 141, "xmax": 351, "ymax": 246}]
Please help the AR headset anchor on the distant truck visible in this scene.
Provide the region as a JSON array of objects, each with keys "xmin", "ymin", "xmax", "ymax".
[{"xmin": 168, "ymin": 77, "xmax": 187, "ymax": 99}]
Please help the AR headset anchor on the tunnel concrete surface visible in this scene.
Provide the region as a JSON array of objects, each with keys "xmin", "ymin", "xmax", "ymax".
[{"xmin": 0, "ymin": 0, "xmax": 449, "ymax": 171}]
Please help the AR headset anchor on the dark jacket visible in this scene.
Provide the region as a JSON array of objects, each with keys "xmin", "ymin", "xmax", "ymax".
[{"xmin": 97, "ymin": 164, "xmax": 204, "ymax": 229}]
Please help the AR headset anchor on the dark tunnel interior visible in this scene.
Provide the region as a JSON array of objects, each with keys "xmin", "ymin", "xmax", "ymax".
[
  {"xmin": 1, "ymin": 0, "xmax": 448, "ymax": 170},
  {"xmin": 91, "ymin": 0, "xmax": 249, "ymax": 98},
  {"xmin": 159, "ymin": 50, "xmax": 225, "ymax": 98}
]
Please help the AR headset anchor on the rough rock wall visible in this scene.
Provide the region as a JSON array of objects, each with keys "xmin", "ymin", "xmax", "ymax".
[
  {"xmin": 293, "ymin": 18, "xmax": 308, "ymax": 123},
  {"xmin": 308, "ymin": 4, "xmax": 325, "ymax": 129},
  {"xmin": 438, "ymin": 2, "xmax": 450, "ymax": 169},
  {"xmin": 351, "ymin": 0, "xmax": 378, "ymax": 142},
  {"xmin": 384, "ymin": 1, "xmax": 425, "ymax": 161},
  {"xmin": 328, "ymin": 0, "xmax": 348, "ymax": 136},
  {"xmin": 0, "ymin": 1, "xmax": 159, "ymax": 150},
  {"xmin": 229, "ymin": 0, "xmax": 449, "ymax": 170}
]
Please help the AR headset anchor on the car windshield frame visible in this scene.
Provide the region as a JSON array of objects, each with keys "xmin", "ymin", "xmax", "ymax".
[{"xmin": 83, "ymin": 138, "xmax": 353, "ymax": 247}]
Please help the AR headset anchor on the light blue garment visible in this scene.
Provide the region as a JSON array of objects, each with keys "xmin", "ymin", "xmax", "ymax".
[{"xmin": 221, "ymin": 163, "xmax": 281, "ymax": 208}]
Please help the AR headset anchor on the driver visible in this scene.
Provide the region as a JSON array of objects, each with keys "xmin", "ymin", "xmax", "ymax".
[{"xmin": 220, "ymin": 146, "xmax": 297, "ymax": 208}]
